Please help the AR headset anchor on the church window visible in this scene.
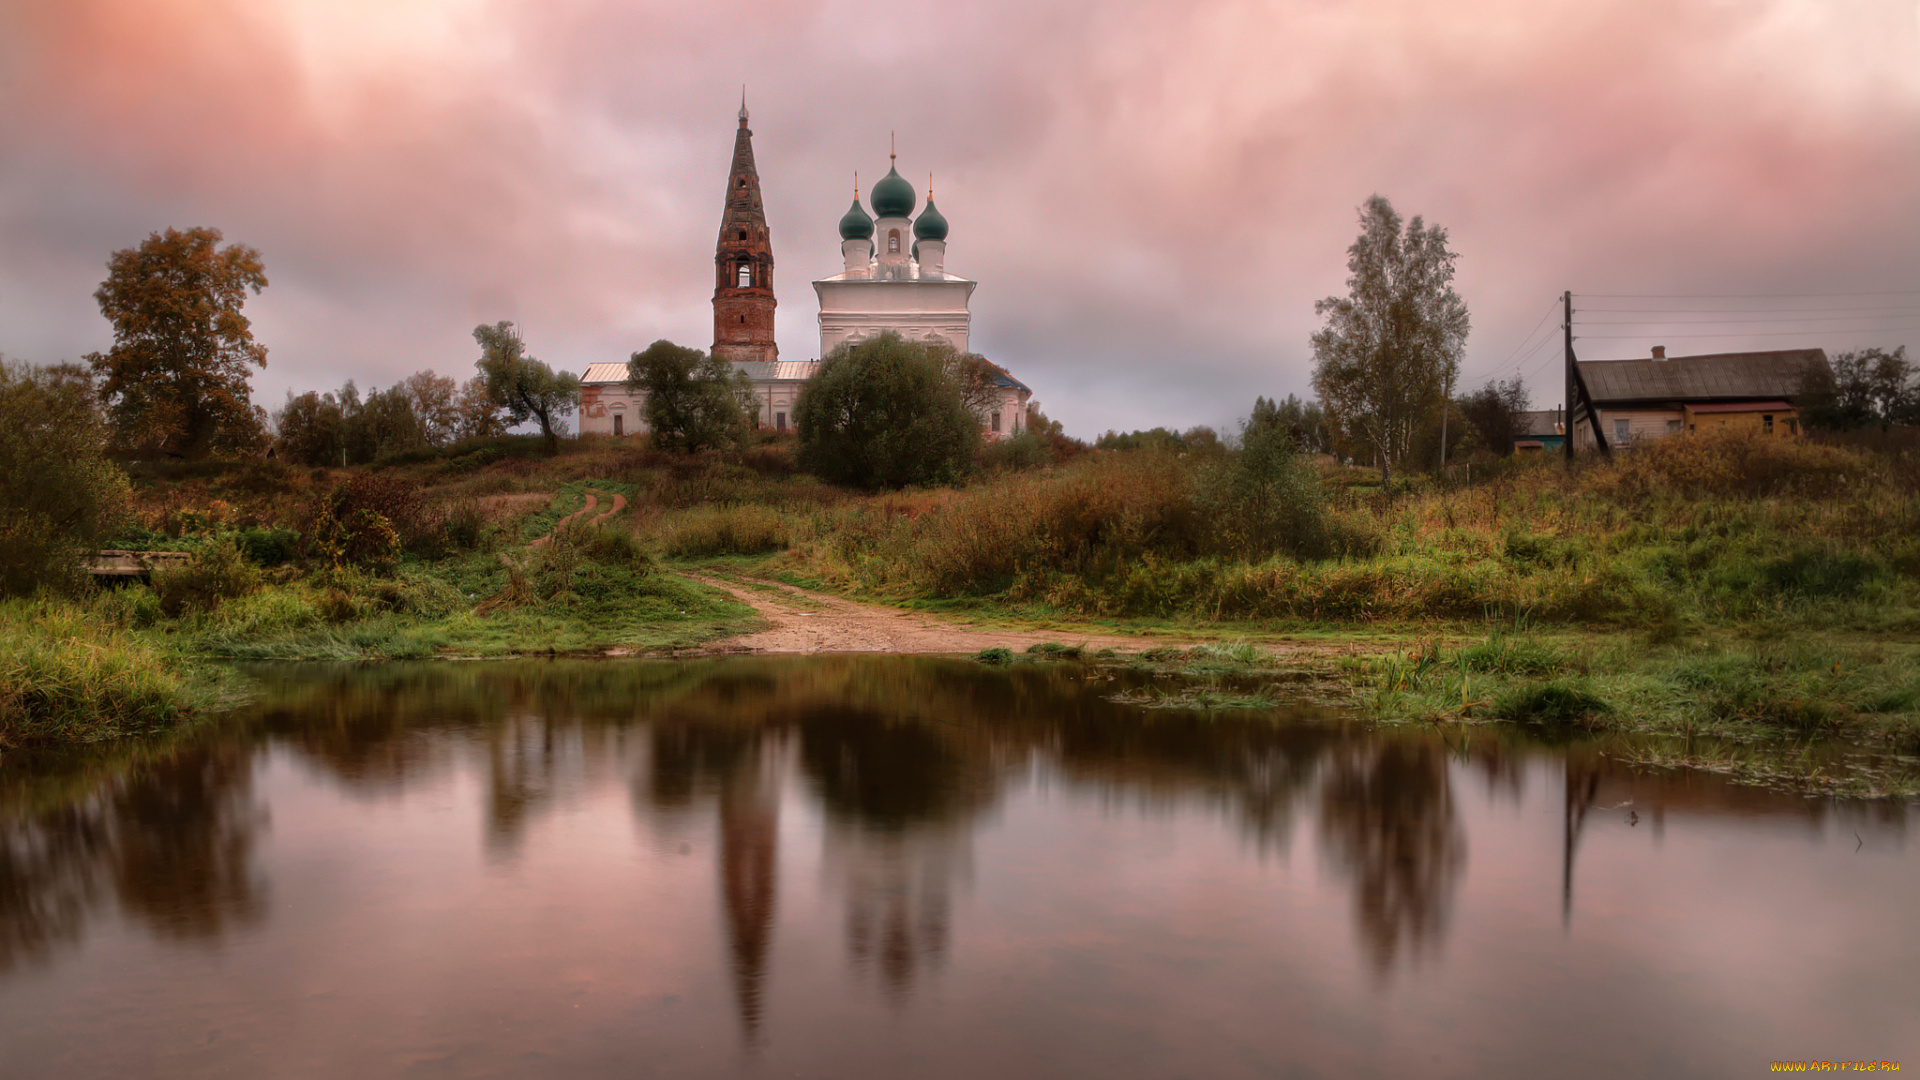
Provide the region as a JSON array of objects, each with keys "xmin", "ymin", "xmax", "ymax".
[
  {"xmin": 738, "ymin": 263, "xmax": 752, "ymax": 287},
  {"xmin": 613, "ymin": 414, "xmax": 623, "ymax": 437},
  {"xmin": 776, "ymin": 412, "xmax": 786, "ymax": 432},
  {"xmin": 888, "ymin": 230, "xmax": 900, "ymax": 254},
  {"xmin": 738, "ymin": 230, "xmax": 747, "ymax": 241},
  {"xmin": 991, "ymin": 410, "xmax": 1002, "ymax": 433}
]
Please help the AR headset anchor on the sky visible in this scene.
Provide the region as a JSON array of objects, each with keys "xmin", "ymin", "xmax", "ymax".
[{"xmin": 2, "ymin": 0, "xmax": 1917, "ymax": 440}]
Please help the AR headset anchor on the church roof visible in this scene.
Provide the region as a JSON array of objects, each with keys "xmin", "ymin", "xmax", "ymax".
[
  {"xmin": 731, "ymin": 360, "xmax": 820, "ymax": 381},
  {"xmin": 838, "ymin": 197, "xmax": 874, "ymax": 241},
  {"xmin": 870, "ymin": 164, "xmax": 916, "ymax": 219},
  {"xmin": 581, "ymin": 362, "xmax": 630, "ymax": 384},
  {"xmin": 914, "ymin": 197, "xmax": 948, "ymax": 242}
]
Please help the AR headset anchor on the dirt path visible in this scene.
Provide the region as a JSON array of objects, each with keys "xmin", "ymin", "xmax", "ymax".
[
  {"xmin": 529, "ymin": 488, "xmax": 627, "ymax": 548},
  {"xmin": 681, "ymin": 573, "xmax": 1233, "ymax": 656}
]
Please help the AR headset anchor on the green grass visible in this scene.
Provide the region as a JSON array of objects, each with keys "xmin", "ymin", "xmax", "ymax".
[{"xmin": 0, "ymin": 598, "xmax": 227, "ymax": 746}]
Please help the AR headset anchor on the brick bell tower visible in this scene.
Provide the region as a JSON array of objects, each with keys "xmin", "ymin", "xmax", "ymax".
[{"xmin": 712, "ymin": 95, "xmax": 777, "ymax": 366}]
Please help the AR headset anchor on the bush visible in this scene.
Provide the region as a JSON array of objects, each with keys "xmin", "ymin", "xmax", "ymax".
[
  {"xmin": 583, "ymin": 523, "xmax": 653, "ymax": 570},
  {"xmin": 659, "ymin": 505, "xmax": 787, "ymax": 558},
  {"xmin": 234, "ymin": 526, "xmax": 300, "ymax": 566},
  {"xmin": 1198, "ymin": 422, "xmax": 1331, "ymax": 560},
  {"xmin": 977, "ymin": 433, "xmax": 1052, "ymax": 475},
  {"xmin": 794, "ymin": 332, "xmax": 981, "ymax": 490},
  {"xmin": 0, "ymin": 362, "xmax": 132, "ymax": 597},
  {"xmin": 151, "ymin": 536, "xmax": 260, "ymax": 616}
]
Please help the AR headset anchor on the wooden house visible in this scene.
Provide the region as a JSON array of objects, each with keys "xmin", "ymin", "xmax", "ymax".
[{"xmin": 1569, "ymin": 347, "xmax": 1827, "ymax": 454}]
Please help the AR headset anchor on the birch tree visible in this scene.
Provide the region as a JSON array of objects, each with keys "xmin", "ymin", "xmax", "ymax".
[{"xmin": 1310, "ymin": 196, "xmax": 1469, "ymax": 485}]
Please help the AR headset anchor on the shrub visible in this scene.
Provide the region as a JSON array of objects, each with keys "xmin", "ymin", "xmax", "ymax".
[
  {"xmin": 582, "ymin": 523, "xmax": 653, "ymax": 571},
  {"xmin": 0, "ymin": 362, "xmax": 131, "ymax": 597},
  {"xmin": 1198, "ymin": 422, "xmax": 1331, "ymax": 560},
  {"xmin": 977, "ymin": 433, "xmax": 1052, "ymax": 475},
  {"xmin": 659, "ymin": 505, "xmax": 787, "ymax": 558},
  {"xmin": 150, "ymin": 536, "xmax": 260, "ymax": 616},
  {"xmin": 973, "ymin": 647, "xmax": 1014, "ymax": 664},
  {"xmin": 234, "ymin": 526, "xmax": 300, "ymax": 566}
]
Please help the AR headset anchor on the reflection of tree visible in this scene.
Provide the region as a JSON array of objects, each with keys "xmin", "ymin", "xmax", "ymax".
[
  {"xmin": 0, "ymin": 745, "xmax": 266, "ymax": 971},
  {"xmin": 1318, "ymin": 739, "xmax": 1465, "ymax": 979},
  {"xmin": 799, "ymin": 707, "xmax": 996, "ymax": 999}
]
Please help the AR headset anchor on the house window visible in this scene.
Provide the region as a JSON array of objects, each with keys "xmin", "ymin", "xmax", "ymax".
[
  {"xmin": 738, "ymin": 264, "xmax": 752, "ymax": 287},
  {"xmin": 991, "ymin": 410, "xmax": 1002, "ymax": 433},
  {"xmin": 776, "ymin": 412, "xmax": 786, "ymax": 432},
  {"xmin": 1787, "ymin": 418, "xmax": 1799, "ymax": 435},
  {"xmin": 1666, "ymin": 419, "xmax": 1682, "ymax": 436},
  {"xmin": 1612, "ymin": 419, "xmax": 1631, "ymax": 445},
  {"xmin": 613, "ymin": 414, "xmax": 623, "ymax": 437},
  {"xmin": 1763, "ymin": 414, "xmax": 1774, "ymax": 434},
  {"xmin": 888, "ymin": 229, "xmax": 901, "ymax": 254}
]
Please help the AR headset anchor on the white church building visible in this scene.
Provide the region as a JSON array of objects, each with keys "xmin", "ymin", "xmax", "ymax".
[{"xmin": 579, "ymin": 110, "xmax": 1030, "ymax": 440}]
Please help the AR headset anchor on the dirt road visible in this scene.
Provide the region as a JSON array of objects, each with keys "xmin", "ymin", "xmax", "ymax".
[{"xmin": 682, "ymin": 573, "xmax": 1220, "ymax": 656}]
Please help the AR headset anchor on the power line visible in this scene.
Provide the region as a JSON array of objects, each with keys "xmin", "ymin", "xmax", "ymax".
[
  {"xmin": 1577, "ymin": 290, "xmax": 1920, "ymax": 299},
  {"xmin": 1575, "ymin": 327, "xmax": 1916, "ymax": 340},
  {"xmin": 1463, "ymin": 295, "xmax": 1561, "ymax": 384}
]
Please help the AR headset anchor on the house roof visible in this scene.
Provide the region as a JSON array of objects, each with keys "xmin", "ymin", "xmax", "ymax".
[
  {"xmin": 1685, "ymin": 400, "xmax": 1793, "ymax": 414},
  {"xmin": 1513, "ymin": 409, "xmax": 1564, "ymax": 436},
  {"xmin": 1575, "ymin": 349, "xmax": 1826, "ymax": 405}
]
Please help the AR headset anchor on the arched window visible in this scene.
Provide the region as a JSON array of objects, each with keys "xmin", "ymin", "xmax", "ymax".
[
  {"xmin": 738, "ymin": 263, "xmax": 752, "ymax": 288},
  {"xmin": 888, "ymin": 229, "xmax": 901, "ymax": 254}
]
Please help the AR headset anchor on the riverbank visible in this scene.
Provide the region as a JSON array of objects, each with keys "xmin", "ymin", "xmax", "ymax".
[{"xmin": 9, "ymin": 429, "xmax": 1915, "ymax": 798}]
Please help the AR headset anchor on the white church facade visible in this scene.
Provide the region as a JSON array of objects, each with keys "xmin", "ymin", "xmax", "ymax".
[{"xmin": 579, "ymin": 110, "xmax": 1030, "ymax": 440}]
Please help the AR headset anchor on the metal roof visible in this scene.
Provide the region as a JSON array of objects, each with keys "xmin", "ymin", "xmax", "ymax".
[
  {"xmin": 1575, "ymin": 349, "xmax": 1826, "ymax": 405},
  {"xmin": 580, "ymin": 362, "xmax": 630, "ymax": 384},
  {"xmin": 580, "ymin": 359, "xmax": 820, "ymax": 384},
  {"xmin": 731, "ymin": 360, "xmax": 819, "ymax": 381}
]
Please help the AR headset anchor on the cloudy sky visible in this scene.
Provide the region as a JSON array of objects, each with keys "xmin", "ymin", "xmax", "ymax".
[{"xmin": 3, "ymin": 0, "xmax": 1917, "ymax": 439}]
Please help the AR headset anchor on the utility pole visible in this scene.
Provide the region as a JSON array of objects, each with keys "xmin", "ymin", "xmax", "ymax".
[{"xmin": 1562, "ymin": 290, "xmax": 1574, "ymax": 464}]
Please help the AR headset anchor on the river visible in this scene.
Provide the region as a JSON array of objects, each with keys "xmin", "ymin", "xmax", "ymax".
[{"xmin": 1, "ymin": 657, "xmax": 1912, "ymax": 1078}]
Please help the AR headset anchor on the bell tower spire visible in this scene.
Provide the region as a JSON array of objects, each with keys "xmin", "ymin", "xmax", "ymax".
[{"xmin": 714, "ymin": 97, "xmax": 776, "ymax": 366}]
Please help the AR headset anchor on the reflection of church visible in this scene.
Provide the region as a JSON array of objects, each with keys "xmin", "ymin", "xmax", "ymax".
[{"xmin": 578, "ymin": 103, "xmax": 1031, "ymax": 440}]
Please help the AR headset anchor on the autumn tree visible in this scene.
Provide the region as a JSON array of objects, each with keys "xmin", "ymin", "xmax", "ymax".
[
  {"xmin": 86, "ymin": 227, "xmax": 270, "ymax": 457},
  {"xmin": 0, "ymin": 360, "xmax": 131, "ymax": 596},
  {"xmin": 1250, "ymin": 394, "xmax": 1331, "ymax": 454},
  {"xmin": 473, "ymin": 322, "xmax": 579, "ymax": 453},
  {"xmin": 793, "ymin": 332, "xmax": 980, "ymax": 490},
  {"xmin": 454, "ymin": 375, "xmax": 508, "ymax": 441},
  {"xmin": 1798, "ymin": 347, "xmax": 1917, "ymax": 431},
  {"xmin": 401, "ymin": 372, "xmax": 461, "ymax": 446},
  {"xmin": 626, "ymin": 340, "xmax": 756, "ymax": 452},
  {"xmin": 1310, "ymin": 196, "xmax": 1469, "ymax": 485},
  {"xmin": 1457, "ymin": 377, "xmax": 1530, "ymax": 458}
]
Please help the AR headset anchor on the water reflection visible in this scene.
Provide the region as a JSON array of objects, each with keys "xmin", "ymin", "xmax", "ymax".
[
  {"xmin": 0, "ymin": 745, "xmax": 266, "ymax": 972},
  {"xmin": 1, "ymin": 657, "xmax": 1911, "ymax": 1077},
  {"xmin": 1319, "ymin": 739, "xmax": 1465, "ymax": 978}
]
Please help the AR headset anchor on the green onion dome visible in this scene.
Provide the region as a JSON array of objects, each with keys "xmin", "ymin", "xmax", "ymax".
[
  {"xmin": 869, "ymin": 165, "xmax": 917, "ymax": 219},
  {"xmin": 838, "ymin": 197, "xmax": 874, "ymax": 241},
  {"xmin": 913, "ymin": 197, "xmax": 948, "ymax": 242}
]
